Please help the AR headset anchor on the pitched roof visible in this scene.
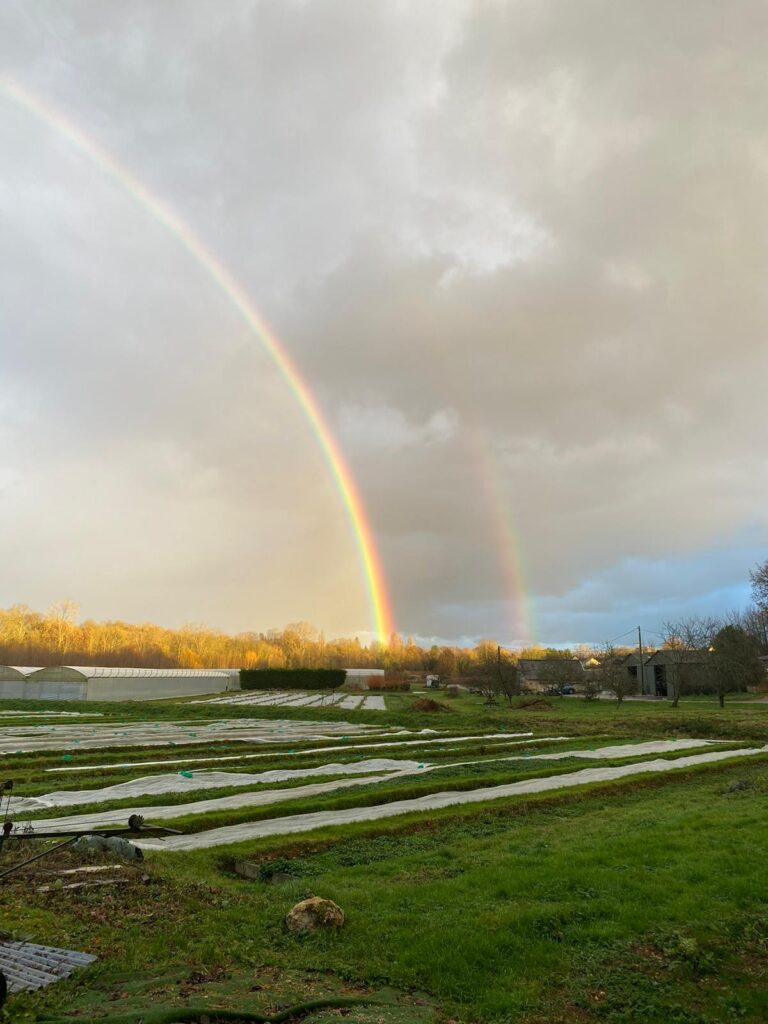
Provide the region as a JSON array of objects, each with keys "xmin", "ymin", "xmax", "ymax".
[
  {"xmin": 517, "ymin": 658, "xmax": 584, "ymax": 679},
  {"xmin": 645, "ymin": 649, "xmax": 709, "ymax": 665}
]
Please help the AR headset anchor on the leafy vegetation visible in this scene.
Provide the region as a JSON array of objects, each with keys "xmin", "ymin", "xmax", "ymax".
[{"xmin": 239, "ymin": 669, "xmax": 346, "ymax": 691}]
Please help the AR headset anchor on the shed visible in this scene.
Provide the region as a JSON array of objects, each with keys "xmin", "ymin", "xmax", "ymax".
[
  {"xmin": 643, "ymin": 650, "xmax": 711, "ymax": 698},
  {"xmin": 620, "ymin": 653, "xmax": 654, "ymax": 696}
]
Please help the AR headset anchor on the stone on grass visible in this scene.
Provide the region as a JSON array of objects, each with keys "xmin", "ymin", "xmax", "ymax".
[
  {"xmin": 285, "ymin": 897, "xmax": 345, "ymax": 933},
  {"xmin": 233, "ymin": 859, "xmax": 261, "ymax": 881}
]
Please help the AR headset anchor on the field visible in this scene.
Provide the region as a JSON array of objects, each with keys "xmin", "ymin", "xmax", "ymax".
[{"xmin": 2, "ymin": 692, "xmax": 768, "ymax": 1023}]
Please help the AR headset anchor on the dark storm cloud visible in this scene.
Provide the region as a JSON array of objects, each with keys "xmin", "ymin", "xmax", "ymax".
[{"xmin": 1, "ymin": 1, "xmax": 766, "ymax": 643}]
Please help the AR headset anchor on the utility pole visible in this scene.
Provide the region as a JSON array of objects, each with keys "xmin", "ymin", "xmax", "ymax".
[{"xmin": 637, "ymin": 626, "xmax": 645, "ymax": 696}]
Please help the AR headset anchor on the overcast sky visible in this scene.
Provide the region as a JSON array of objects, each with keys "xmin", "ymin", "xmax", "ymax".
[{"xmin": 1, "ymin": 1, "xmax": 767, "ymax": 647}]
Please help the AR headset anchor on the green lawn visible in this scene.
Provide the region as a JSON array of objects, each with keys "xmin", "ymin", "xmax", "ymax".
[{"xmin": 2, "ymin": 694, "xmax": 768, "ymax": 1023}]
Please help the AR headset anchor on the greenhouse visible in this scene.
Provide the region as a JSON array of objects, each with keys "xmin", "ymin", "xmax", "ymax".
[
  {"xmin": 0, "ymin": 666, "xmax": 239, "ymax": 702},
  {"xmin": 0, "ymin": 667, "xmax": 41, "ymax": 698}
]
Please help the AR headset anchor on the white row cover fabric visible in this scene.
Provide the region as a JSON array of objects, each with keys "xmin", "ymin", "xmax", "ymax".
[
  {"xmin": 17, "ymin": 738, "xmax": 722, "ymax": 833},
  {"xmin": 523, "ymin": 738, "xmax": 720, "ymax": 761},
  {"xmin": 193, "ymin": 691, "xmax": 387, "ymax": 711},
  {"xmin": 45, "ymin": 731, "xmax": 535, "ymax": 773},
  {"xmin": 25, "ymin": 738, "xmax": 714, "ymax": 811},
  {"xmin": 10, "ymin": 758, "xmax": 423, "ymax": 813},
  {"xmin": 15, "ymin": 769, "xmax": 420, "ymax": 832},
  {"xmin": 135, "ymin": 744, "xmax": 768, "ymax": 852},
  {"xmin": 0, "ymin": 711, "xmax": 104, "ymax": 718},
  {"xmin": 0, "ymin": 717, "xmax": 380, "ymax": 754}
]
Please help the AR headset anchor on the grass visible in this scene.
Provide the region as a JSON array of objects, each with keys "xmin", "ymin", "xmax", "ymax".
[{"xmin": 2, "ymin": 693, "xmax": 768, "ymax": 1022}]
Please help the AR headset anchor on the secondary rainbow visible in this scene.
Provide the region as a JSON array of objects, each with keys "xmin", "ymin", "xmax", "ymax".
[
  {"xmin": 470, "ymin": 430, "xmax": 534, "ymax": 648},
  {"xmin": 1, "ymin": 77, "xmax": 393, "ymax": 644}
]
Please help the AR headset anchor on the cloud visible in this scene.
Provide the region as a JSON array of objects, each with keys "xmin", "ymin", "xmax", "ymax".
[{"xmin": 0, "ymin": 1, "xmax": 767, "ymax": 644}]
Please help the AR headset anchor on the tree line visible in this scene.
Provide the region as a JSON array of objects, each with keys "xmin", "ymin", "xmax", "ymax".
[
  {"xmin": 0, "ymin": 601, "xmax": 576, "ymax": 673},
  {"xmin": 1, "ymin": 560, "xmax": 765, "ymax": 685}
]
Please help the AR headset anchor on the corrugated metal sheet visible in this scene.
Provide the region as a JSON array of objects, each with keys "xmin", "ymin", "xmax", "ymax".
[{"xmin": 0, "ymin": 940, "xmax": 96, "ymax": 993}]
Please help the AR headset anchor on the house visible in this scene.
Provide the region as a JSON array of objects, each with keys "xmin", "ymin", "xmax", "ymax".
[{"xmin": 517, "ymin": 658, "xmax": 584, "ymax": 693}]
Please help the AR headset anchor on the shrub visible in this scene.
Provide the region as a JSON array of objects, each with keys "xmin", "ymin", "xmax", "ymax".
[{"xmin": 239, "ymin": 668, "xmax": 346, "ymax": 690}]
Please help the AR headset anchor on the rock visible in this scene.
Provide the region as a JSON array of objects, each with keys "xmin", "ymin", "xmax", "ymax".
[
  {"xmin": 233, "ymin": 860, "xmax": 261, "ymax": 881},
  {"xmin": 727, "ymin": 779, "xmax": 753, "ymax": 793},
  {"xmin": 71, "ymin": 835, "xmax": 144, "ymax": 862},
  {"xmin": 285, "ymin": 897, "xmax": 344, "ymax": 933}
]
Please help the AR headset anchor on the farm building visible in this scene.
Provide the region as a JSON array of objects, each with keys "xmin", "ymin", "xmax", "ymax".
[
  {"xmin": 620, "ymin": 653, "xmax": 653, "ymax": 695},
  {"xmin": 0, "ymin": 666, "xmax": 240, "ymax": 702},
  {"xmin": 642, "ymin": 650, "xmax": 712, "ymax": 698},
  {"xmin": 517, "ymin": 658, "xmax": 584, "ymax": 693},
  {"xmin": 344, "ymin": 668, "xmax": 385, "ymax": 689}
]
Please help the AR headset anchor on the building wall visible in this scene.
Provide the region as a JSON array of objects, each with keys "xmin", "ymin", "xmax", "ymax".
[
  {"xmin": 0, "ymin": 671, "xmax": 237, "ymax": 702},
  {"xmin": 344, "ymin": 668, "xmax": 385, "ymax": 691},
  {"xmin": 0, "ymin": 682, "xmax": 26, "ymax": 699},
  {"xmin": 86, "ymin": 674, "xmax": 229, "ymax": 701},
  {"xmin": 26, "ymin": 681, "xmax": 87, "ymax": 701}
]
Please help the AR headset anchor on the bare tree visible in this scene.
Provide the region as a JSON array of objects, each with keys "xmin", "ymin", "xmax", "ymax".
[
  {"xmin": 536, "ymin": 658, "xmax": 580, "ymax": 695},
  {"xmin": 661, "ymin": 616, "xmax": 719, "ymax": 706},
  {"xmin": 741, "ymin": 604, "xmax": 768, "ymax": 654},
  {"xmin": 473, "ymin": 641, "xmax": 519, "ymax": 704},
  {"xmin": 749, "ymin": 561, "xmax": 768, "ymax": 609},
  {"xmin": 46, "ymin": 599, "xmax": 80, "ymax": 657},
  {"xmin": 596, "ymin": 644, "xmax": 634, "ymax": 704},
  {"xmin": 494, "ymin": 647, "xmax": 520, "ymax": 704},
  {"xmin": 580, "ymin": 670, "xmax": 602, "ymax": 700},
  {"xmin": 711, "ymin": 625, "xmax": 765, "ymax": 707}
]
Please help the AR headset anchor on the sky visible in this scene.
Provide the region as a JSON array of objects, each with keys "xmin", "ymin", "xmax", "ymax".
[{"xmin": 1, "ymin": 1, "xmax": 767, "ymax": 648}]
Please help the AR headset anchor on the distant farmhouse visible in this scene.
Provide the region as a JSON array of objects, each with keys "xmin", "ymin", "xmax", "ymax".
[{"xmin": 518, "ymin": 658, "xmax": 584, "ymax": 693}]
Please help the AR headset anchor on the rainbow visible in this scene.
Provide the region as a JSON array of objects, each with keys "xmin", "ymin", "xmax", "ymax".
[
  {"xmin": 470, "ymin": 430, "xmax": 534, "ymax": 648},
  {"xmin": 0, "ymin": 77, "xmax": 393, "ymax": 644}
]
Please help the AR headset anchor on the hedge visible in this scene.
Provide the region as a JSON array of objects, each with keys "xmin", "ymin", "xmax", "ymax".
[{"xmin": 239, "ymin": 668, "xmax": 346, "ymax": 690}]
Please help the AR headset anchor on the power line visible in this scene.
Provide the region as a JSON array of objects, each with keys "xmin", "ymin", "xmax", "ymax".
[{"xmin": 605, "ymin": 627, "xmax": 638, "ymax": 645}]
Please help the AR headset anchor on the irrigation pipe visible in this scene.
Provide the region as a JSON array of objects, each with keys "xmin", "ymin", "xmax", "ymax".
[{"xmin": 38, "ymin": 995, "xmax": 381, "ymax": 1024}]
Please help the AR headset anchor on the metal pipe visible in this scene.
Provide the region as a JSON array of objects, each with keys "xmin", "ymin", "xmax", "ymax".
[{"xmin": 0, "ymin": 835, "xmax": 79, "ymax": 881}]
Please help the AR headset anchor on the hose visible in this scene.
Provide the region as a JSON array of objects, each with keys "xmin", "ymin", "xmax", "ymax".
[{"xmin": 38, "ymin": 995, "xmax": 379, "ymax": 1024}]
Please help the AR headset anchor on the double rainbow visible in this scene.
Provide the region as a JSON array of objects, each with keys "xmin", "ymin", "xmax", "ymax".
[{"xmin": 1, "ymin": 78, "xmax": 393, "ymax": 644}]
